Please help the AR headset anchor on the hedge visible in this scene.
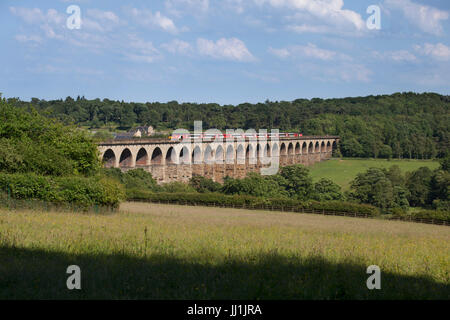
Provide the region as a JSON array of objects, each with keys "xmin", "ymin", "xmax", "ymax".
[
  {"xmin": 0, "ymin": 173, "xmax": 125, "ymax": 208},
  {"xmin": 126, "ymin": 189, "xmax": 380, "ymax": 217}
]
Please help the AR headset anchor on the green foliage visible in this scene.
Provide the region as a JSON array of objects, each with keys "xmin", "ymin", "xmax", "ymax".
[
  {"xmin": 0, "ymin": 100, "xmax": 100, "ymax": 176},
  {"xmin": 101, "ymin": 168, "xmax": 158, "ymax": 191},
  {"xmin": 312, "ymin": 178, "xmax": 344, "ymax": 201},
  {"xmin": 405, "ymin": 167, "xmax": 433, "ymax": 207},
  {"xmin": 349, "ymin": 167, "xmax": 410, "ymax": 211},
  {"xmin": 221, "ymin": 173, "xmax": 289, "ymax": 198},
  {"xmin": 189, "ymin": 176, "xmax": 221, "ymax": 193},
  {"xmin": 279, "ymin": 165, "xmax": 314, "ymax": 200},
  {"xmin": 0, "ymin": 173, "xmax": 124, "ymax": 208},
  {"xmin": 9, "ymin": 92, "xmax": 450, "ymax": 159},
  {"xmin": 126, "ymin": 191, "xmax": 380, "ymax": 216},
  {"xmin": 160, "ymin": 182, "xmax": 196, "ymax": 193}
]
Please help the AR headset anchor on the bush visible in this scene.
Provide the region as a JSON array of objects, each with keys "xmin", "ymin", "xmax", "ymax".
[
  {"xmin": 0, "ymin": 100, "xmax": 100, "ymax": 176},
  {"xmin": 0, "ymin": 173, "xmax": 124, "ymax": 208},
  {"xmin": 189, "ymin": 176, "xmax": 221, "ymax": 193}
]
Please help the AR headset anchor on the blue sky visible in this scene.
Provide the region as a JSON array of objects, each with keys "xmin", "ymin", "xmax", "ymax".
[{"xmin": 1, "ymin": 0, "xmax": 449, "ymax": 104}]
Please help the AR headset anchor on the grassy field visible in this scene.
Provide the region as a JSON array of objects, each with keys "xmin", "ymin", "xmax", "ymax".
[
  {"xmin": 0, "ymin": 202, "xmax": 448, "ymax": 299},
  {"xmin": 309, "ymin": 158, "xmax": 440, "ymax": 190}
]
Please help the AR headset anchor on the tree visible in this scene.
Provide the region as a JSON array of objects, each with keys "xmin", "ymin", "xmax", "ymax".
[
  {"xmin": 279, "ymin": 165, "xmax": 313, "ymax": 200},
  {"xmin": 406, "ymin": 167, "xmax": 433, "ymax": 207},
  {"xmin": 312, "ymin": 178, "xmax": 344, "ymax": 201}
]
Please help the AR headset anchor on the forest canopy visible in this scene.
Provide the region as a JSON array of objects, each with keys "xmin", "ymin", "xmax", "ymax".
[{"xmin": 7, "ymin": 92, "xmax": 450, "ymax": 159}]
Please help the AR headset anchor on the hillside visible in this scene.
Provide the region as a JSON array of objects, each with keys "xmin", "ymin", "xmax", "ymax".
[{"xmin": 8, "ymin": 92, "xmax": 450, "ymax": 159}]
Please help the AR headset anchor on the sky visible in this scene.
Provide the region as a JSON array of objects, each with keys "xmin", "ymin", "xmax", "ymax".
[{"xmin": 1, "ymin": 0, "xmax": 449, "ymax": 105}]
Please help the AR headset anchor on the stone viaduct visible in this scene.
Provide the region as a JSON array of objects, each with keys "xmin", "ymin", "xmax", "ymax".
[{"xmin": 98, "ymin": 136, "xmax": 339, "ymax": 184}]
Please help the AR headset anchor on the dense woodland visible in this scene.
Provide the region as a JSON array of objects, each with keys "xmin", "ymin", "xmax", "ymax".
[{"xmin": 7, "ymin": 92, "xmax": 450, "ymax": 159}]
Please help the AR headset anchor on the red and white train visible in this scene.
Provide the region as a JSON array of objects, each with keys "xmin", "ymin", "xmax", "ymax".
[{"xmin": 169, "ymin": 132, "xmax": 303, "ymax": 141}]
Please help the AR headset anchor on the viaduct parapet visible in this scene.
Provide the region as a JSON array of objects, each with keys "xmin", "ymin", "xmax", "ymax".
[{"xmin": 98, "ymin": 136, "xmax": 339, "ymax": 184}]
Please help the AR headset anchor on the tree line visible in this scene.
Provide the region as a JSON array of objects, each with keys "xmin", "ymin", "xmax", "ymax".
[{"xmin": 7, "ymin": 92, "xmax": 449, "ymax": 159}]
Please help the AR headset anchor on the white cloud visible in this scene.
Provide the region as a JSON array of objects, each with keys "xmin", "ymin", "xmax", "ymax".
[
  {"xmin": 385, "ymin": 0, "xmax": 449, "ymax": 35},
  {"xmin": 15, "ymin": 34, "xmax": 42, "ymax": 44},
  {"xmin": 126, "ymin": 34, "xmax": 162, "ymax": 63},
  {"xmin": 83, "ymin": 9, "xmax": 124, "ymax": 32},
  {"xmin": 414, "ymin": 43, "xmax": 450, "ymax": 61},
  {"xmin": 298, "ymin": 62, "xmax": 371, "ymax": 82},
  {"xmin": 10, "ymin": 7, "xmax": 65, "ymax": 40},
  {"xmin": 372, "ymin": 50, "xmax": 417, "ymax": 62},
  {"xmin": 197, "ymin": 38, "xmax": 255, "ymax": 62},
  {"xmin": 165, "ymin": 0, "xmax": 209, "ymax": 16},
  {"xmin": 269, "ymin": 43, "xmax": 347, "ymax": 61},
  {"xmin": 127, "ymin": 8, "xmax": 180, "ymax": 34},
  {"xmin": 255, "ymin": 0, "xmax": 366, "ymax": 34},
  {"xmin": 161, "ymin": 39, "xmax": 193, "ymax": 54}
]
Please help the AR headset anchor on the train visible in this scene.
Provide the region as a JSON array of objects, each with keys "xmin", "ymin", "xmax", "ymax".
[{"xmin": 169, "ymin": 132, "xmax": 303, "ymax": 141}]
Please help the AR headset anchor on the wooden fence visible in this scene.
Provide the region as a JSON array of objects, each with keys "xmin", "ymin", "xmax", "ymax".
[{"xmin": 129, "ymin": 198, "xmax": 449, "ymax": 227}]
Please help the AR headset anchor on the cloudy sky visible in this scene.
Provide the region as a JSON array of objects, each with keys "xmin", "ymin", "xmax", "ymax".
[{"xmin": 1, "ymin": 0, "xmax": 449, "ymax": 104}]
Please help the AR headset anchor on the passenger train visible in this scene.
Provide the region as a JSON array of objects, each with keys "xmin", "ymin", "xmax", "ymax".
[{"xmin": 169, "ymin": 132, "xmax": 303, "ymax": 141}]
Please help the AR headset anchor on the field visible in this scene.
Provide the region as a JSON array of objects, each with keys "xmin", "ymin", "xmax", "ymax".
[
  {"xmin": 0, "ymin": 202, "xmax": 448, "ymax": 300},
  {"xmin": 309, "ymin": 158, "xmax": 440, "ymax": 190}
]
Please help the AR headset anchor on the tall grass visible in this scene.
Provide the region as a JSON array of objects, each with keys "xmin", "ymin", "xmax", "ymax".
[{"xmin": 0, "ymin": 203, "xmax": 448, "ymax": 299}]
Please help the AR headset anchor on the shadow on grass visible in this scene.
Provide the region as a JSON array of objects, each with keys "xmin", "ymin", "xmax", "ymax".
[{"xmin": 0, "ymin": 246, "xmax": 448, "ymax": 300}]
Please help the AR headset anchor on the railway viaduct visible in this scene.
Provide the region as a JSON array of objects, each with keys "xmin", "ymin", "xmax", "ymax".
[{"xmin": 98, "ymin": 136, "xmax": 339, "ymax": 184}]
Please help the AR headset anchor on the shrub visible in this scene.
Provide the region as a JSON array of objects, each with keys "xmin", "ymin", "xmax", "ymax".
[{"xmin": 0, "ymin": 173, "xmax": 124, "ymax": 208}]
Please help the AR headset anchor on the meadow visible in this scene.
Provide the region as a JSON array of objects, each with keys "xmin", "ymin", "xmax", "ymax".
[
  {"xmin": 0, "ymin": 202, "xmax": 448, "ymax": 299},
  {"xmin": 309, "ymin": 158, "xmax": 440, "ymax": 190}
]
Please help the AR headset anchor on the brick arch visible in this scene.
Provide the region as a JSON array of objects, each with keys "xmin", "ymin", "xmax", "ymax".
[
  {"xmin": 314, "ymin": 141, "xmax": 320, "ymax": 153},
  {"xmin": 226, "ymin": 144, "xmax": 234, "ymax": 164},
  {"xmin": 280, "ymin": 143, "xmax": 287, "ymax": 155},
  {"xmin": 302, "ymin": 142, "xmax": 308, "ymax": 154},
  {"xmin": 136, "ymin": 148, "xmax": 149, "ymax": 166},
  {"xmin": 192, "ymin": 146, "xmax": 202, "ymax": 164},
  {"xmin": 119, "ymin": 148, "xmax": 133, "ymax": 168},
  {"xmin": 215, "ymin": 145, "xmax": 224, "ymax": 164},
  {"xmin": 236, "ymin": 144, "xmax": 245, "ymax": 163},
  {"xmin": 179, "ymin": 146, "xmax": 191, "ymax": 164},
  {"xmin": 308, "ymin": 141, "xmax": 314, "ymax": 154},
  {"xmin": 204, "ymin": 145, "xmax": 214, "ymax": 163},
  {"xmin": 295, "ymin": 142, "xmax": 301, "ymax": 154},
  {"xmin": 272, "ymin": 143, "xmax": 279, "ymax": 157},
  {"xmin": 288, "ymin": 142, "xmax": 294, "ymax": 155},
  {"xmin": 102, "ymin": 149, "xmax": 116, "ymax": 168},
  {"xmin": 166, "ymin": 147, "xmax": 178, "ymax": 165},
  {"xmin": 151, "ymin": 147, "xmax": 163, "ymax": 165}
]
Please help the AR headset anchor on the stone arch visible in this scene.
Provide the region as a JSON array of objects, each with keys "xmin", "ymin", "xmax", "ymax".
[
  {"xmin": 327, "ymin": 141, "xmax": 331, "ymax": 153},
  {"xmin": 288, "ymin": 143, "xmax": 294, "ymax": 155},
  {"xmin": 215, "ymin": 145, "xmax": 224, "ymax": 164},
  {"xmin": 204, "ymin": 145, "xmax": 214, "ymax": 163},
  {"xmin": 192, "ymin": 146, "xmax": 202, "ymax": 164},
  {"xmin": 151, "ymin": 147, "xmax": 163, "ymax": 165},
  {"xmin": 321, "ymin": 141, "xmax": 325, "ymax": 153},
  {"xmin": 295, "ymin": 142, "xmax": 301, "ymax": 154},
  {"xmin": 308, "ymin": 142, "xmax": 314, "ymax": 154},
  {"xmin": 226, "ymin": 145, "xmax": 234, "ymax": 163},
  {"xmin": 136, "ymin": 148, "xmax": 148, "ymax": 166},
  {"xmin": 272, "ymin": 143, "xmax": 279, "ymax": 157},
  {"xmin": 315, "ymin": 141, "xmax": 320, "ymax": 153},
  {"xmin": 166, "ymin": 147, "xmax": 177, "ymax": 164},
  {"xmin": 236, "ymin": 144, "xmax": 245, "ymax": 163},
  {"xmin": 280, "ymin": 143, "xmax": 287, "ymax": 155},
  {"xmin": 264, "ymin": 143, "xmax": 271, "ymax": 157},
  {"xmin": 179, "ymin": 146, "xmax": 190, "ymax": 164},
  {"xmin": 246, "ymin": 144, "xmax": 255, "ymax": 161},
  {"xmin": 102, "ymin": 149, "xmax": 116, "ymax": 168},
  {"xmin": 119, "ymin": 148, "xmax": 133, "ymax": 168},
  {"xmin": 302, "ymin": 142, "xmax": 307, "ymax": 154}
]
